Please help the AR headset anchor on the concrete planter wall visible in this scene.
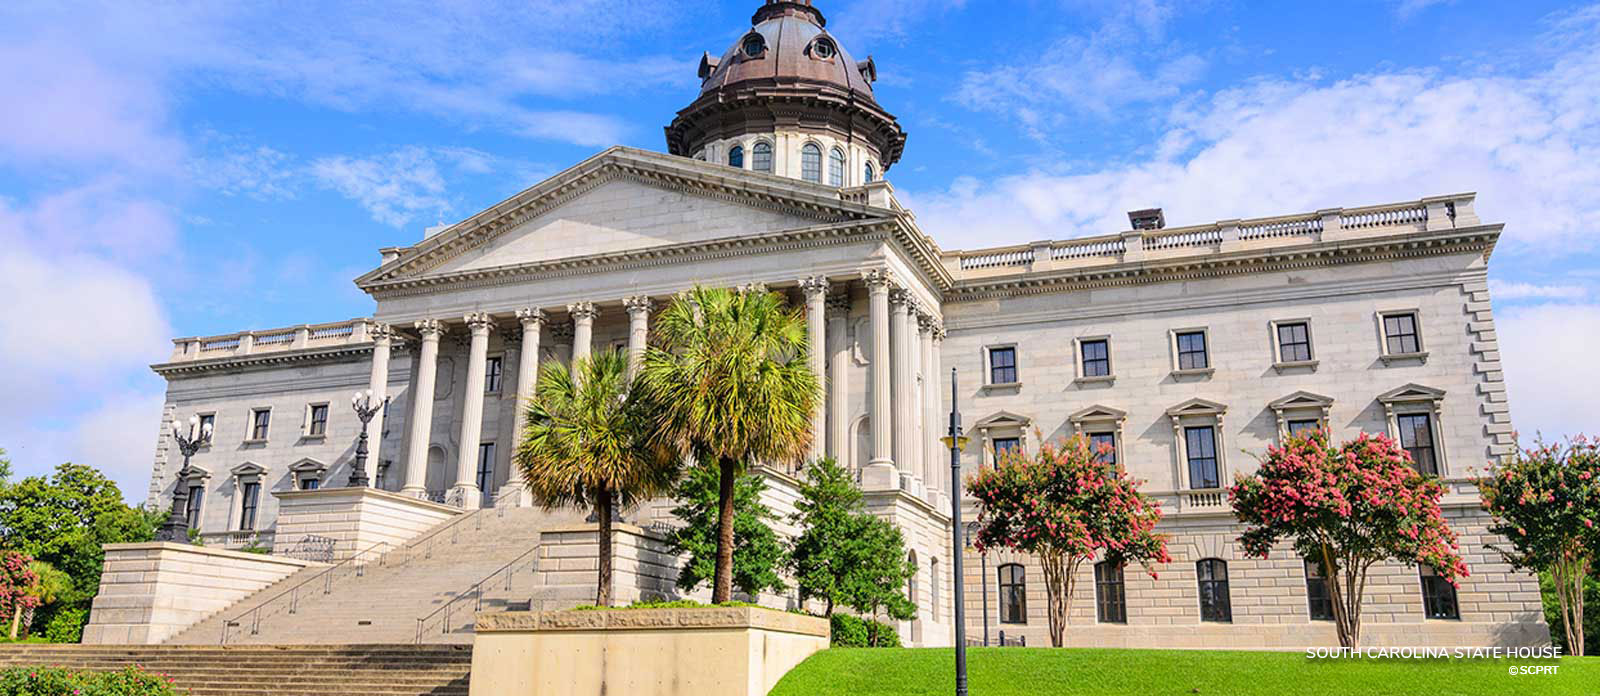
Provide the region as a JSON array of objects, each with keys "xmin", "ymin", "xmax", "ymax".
[
  {"xmin": 468, "ymin": 607, "xmax": 830, "ymax": 696},
  {"xmin": 273, "ymin": 487, "xmax": 460, "ymax": 560}
]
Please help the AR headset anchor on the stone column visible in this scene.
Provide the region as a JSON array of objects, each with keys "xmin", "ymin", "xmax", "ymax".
[
  {"xmin": 862, "ymin": 270, "xmax": 897, "ymax": 488},
  {"xmin": 401, "ymin": 319, "xmax": 442, "ymax": 497},
  {"xmin": 453, "ymin": 312, "xmax": 493, "ymax": 509},
  {"xmin": 364, "ymin": 322, "xmax": 394, "ymax": 486},
  {"xmin": 800, "ymin": 276, "xmax": 829, "ymax": 465},
  {"xmin": 624, "ymin": 296, "xmax": 652, "ymax": 380},
  {"xmin": 569, "ymin": 302, "xmax": 598, "ymax": 370},
  {"xmin": 549, "ymin": 322, "xmax": 574, "ymax": 370},
  {"xmin": 920, "ymin": 315, "xmax": 940, "ymax": 497},
  {"xmin": 501, "ymin": 308, "xmax": 544, "ymax": 507},
  {"xmin": 890, "ymin": 288, "xmax": 914, "ymax": 489},
  {"xmin": 825, "ymin": 292, "xmax": 851, "ymax": 464}
]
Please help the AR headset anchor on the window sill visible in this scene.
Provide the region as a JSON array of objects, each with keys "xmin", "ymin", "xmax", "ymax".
[
  {"xmin": 300, "ymin": 434, "xmax": 327, "ymax": 442},
  {"xmin": 241, "ymin": 439, "xmax": 268, "ymax": 446},
  {"xmin": 981, "ymin": 381, "xmax": 1023, "ymax": 393},
  {"xmin": 1074, "ymin": 375, "xmax": 1116, "ymax": 385},
  {"xmin": 1272, "ymin": 360, "xmax": 1319, "ymax": 373},
  {"xmin": 1380, "ymin": 351, "xmax": 1429, "ymax": 364},
  {"xmin": 1170, "ymin": 368, "xmax": 1215, "ymax": 379}
]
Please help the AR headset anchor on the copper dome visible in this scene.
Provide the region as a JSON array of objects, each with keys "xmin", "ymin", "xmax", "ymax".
[{"xmin": 665, "ymin": 1, "xmax": 907, "ymax": 171}]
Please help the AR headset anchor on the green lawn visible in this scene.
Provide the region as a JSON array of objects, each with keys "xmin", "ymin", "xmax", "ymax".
[{"xmin": 769, "ymin": 647, "xmax": 1596, "ymax": 696}]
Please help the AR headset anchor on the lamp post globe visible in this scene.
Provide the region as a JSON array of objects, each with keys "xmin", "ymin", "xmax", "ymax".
[{"xmin": 156, "ymin": 413, "xmax": 212, "ymax": 543}]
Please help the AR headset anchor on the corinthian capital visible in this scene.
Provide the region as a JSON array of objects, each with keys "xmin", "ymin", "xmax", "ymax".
[
  {"xmin": 567, "ymin": 302, "xmax": 599, "ymax": 322},
  {"xmin": 413, "ymin": 318, "xmax": 443, "ymax": 338},
  {"xmin": 889, "ymin": 287, "xmax": 913, "ymax": 308},
  {"xmin": 516, "ymin": 307, "xmax": 546, "ymax": 327},
  {"xmin": 464, "ymin": 312, "xmax": 494, "ymax": 334},
  {"xmin": 799, "ymin": 275, "xmax": 830, "ymax": 297},
  {"xmin": 826, "ymin": 292, "xmax": 852, "ymax": 318},
  {"xmin": 861, "ymin": 268, "xmax": 896, "ymax": 293},
  {"xmin": 624, "ymin": 295, "xmax": 654, "ymax": 316},
  {"xmin": 368, "ymin": 321, "xmax": 395, "ymax": 342}
]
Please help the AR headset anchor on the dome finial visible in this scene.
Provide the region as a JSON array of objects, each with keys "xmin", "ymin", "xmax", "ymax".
[{"xmin": 753, "ymin": 0, "xmax": 825, "ymax": 27}]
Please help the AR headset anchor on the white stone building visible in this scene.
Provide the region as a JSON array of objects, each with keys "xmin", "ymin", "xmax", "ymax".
[{"xmin": 140, "ymin": 0, "xmax": 1543, "ymax": 649}]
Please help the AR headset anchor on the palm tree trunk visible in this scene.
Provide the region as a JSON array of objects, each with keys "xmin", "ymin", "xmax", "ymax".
[
  {"xmin": 712, "ymin": 457, "xmax": 738, "ymax": 604},
  {"xmin": 596, "ymin": 488, "xmax": 614, "ymax": 607}
]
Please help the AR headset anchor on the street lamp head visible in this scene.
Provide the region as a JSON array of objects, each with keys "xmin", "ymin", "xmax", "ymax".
[
  {"xmin": 940, "ymin": 435, "xmax": 971, "ymax": 451},
  {"xmin": 188, "ymin": 414, "xmax": 199, "ymax": 428}
]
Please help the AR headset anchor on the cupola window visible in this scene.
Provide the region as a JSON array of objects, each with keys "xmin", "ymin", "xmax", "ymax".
[
  {"xmin": 801, "ymin": 143, "xmax": 823, "ymax": 183},
  {"xmin": 752, "ymin": 142, "xmax": 773, "ymax": 173},
  {"xmin": 728, "ymin": 145, "xmax": 744, "ymax": 169},
  {"xmin": 742, "ymin": 34, "xmax": 767, "ymax": 58},
  {"xmin": 828, "ymin": 148, "xmax": 845, "ymax": 186},
  {"xmin": 812, "ymin": 38, "xmax": 837, "ymax": 60},
  {"xmin": 864, "ymin": 162, "xmax": 876, "ymax": 183}
]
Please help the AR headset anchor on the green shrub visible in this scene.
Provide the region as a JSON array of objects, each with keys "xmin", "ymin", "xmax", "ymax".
[
  {"xmin": 829, "ymin": 614, "xmax": 900, "ymax": 648},
  {"xmin": 0, "ymin": 665, "xmax": 185, "ymax": 695},
  {"xmin": 41, "ymin": 606, "xmax": 86, "ymax": 643}
]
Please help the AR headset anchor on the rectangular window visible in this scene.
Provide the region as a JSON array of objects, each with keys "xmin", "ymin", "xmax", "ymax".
[
  {"xmin": 1088, "ymin": 432, "xmax": 1117, "ymax": 468},
  {"xmin": 992, "ymin": 437, "xmax": 1022, "ymax": 460},
  {"xmin": 1420, "ymin": 566, "xmax": 1460, "ymax": 620},
  {"xmin": 988, "ymin": 347, "xmax": 1017, "ymax": 384},
  {"xmin": 307, "ymin": 404, "xmax": 328, "ymax": 437},
  {"xmin": 485, "ymin": 356, "xmax": 504, "ymax": 393},
  {"xmin": 250, "ymin": 409, "xmax": 271, "ymax": 441},
  {"xmin": 1176, "ymin": 331, "xmax": 1209, "ymax": 370},
  {"xmin": 1095, "ymin": 562, "xmax": 1127, "ymax": 624},
  {"xmin": 1305, "ymin": 559, "xmax": 1334, "ymax": 621},
  {"xmin": 1185, "ymin": 426, "xmax": 1220, "ymax": 489},
  {"xmin": 1277, "ymin": 322, "xmax": 1313, "ymax": 362},
  {"xmin": 1287, "ymin": 419, "xmax": 1321, "ymax": 438},
  {"xmin": 184, "ymin": 485, "xmax": 204, "ymax": 529},
  {"xmin": 239, "ymin": 482, "xmax": 260, "ymax": 531},
  {"xmin": 476, "ymin": 443, "xmax": 497, "ymax": 493},
  {"xmin": 1396, "ymin": 413, "xmax": 1438, "ymax": 475},
  {"xmin": 300, "ymin": 477, "xmax": 320, "ymax": 491},
  {"xmin": 197, "ymin": 414, "xmax": 215, "ymax": 440},
  {"xmin": 1080, "ymin": 339, "xmax": 1110, "ymax": 378},
  {"xmin": 1383, "ymin": 312, "xmax": 1422, "ymax": 355},
  {"xmin": 998, "ymin": 564, "xmax": 1027, "ymax": 624},
  {"xmin": 1197, "ymin": 559, "xmax": 1232, "ymax": 623}
]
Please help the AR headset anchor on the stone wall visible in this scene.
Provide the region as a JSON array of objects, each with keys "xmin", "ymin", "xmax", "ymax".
[
  {"xmin": 273, "ymin": 487, "xmax": 461, "ymax": 561},
  {"xmin": 83, "ymin": 542, "xmax": 320, "ymax": 645}
]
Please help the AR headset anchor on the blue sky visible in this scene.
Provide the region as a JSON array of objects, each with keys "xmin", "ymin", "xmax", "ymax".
[{"xmin": 2, "ymin": 0, "xmax": 1597, "ymax": 500}]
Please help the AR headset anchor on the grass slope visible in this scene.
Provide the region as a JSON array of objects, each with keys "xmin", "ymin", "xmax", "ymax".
[{"xmin": 770, "ymin": 648, "xmax": 1595, "ymax": 696}]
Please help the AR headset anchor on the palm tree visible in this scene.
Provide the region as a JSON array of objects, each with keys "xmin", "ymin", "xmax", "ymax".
[
  {"xmin": 515, "ymin": 350, "xmax": 676, "ymax": 606},
  {"xmin": 639, "ymin": 285, "xmax": 819, "ymax": 604},
  {"xmin": 11, "ymin": 560, "xmax": 69, "ymax": 639}
]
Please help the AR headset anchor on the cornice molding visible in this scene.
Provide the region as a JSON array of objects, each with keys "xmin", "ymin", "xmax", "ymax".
[{"xmin": 152, "ymin": 344, "xmax": 379, "ymax": 377}]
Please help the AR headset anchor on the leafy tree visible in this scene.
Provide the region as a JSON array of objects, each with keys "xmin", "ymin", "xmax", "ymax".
[
  {"xmin": 969, "ymin": 434, "xmax": 1169, "ymax": 647},
  {"xmin": 516, "ymin": 352, "xmax": 678, "ymax": 606},
  {"xmin": 1479, "ymin": 437, "xmax": 1600, "ymax": 655},
  {"xmin": 788, "ymin": 457, "xmax": 916, "ymax": 629},
  {"xmin": 666, "ymin": 463, "xmax": 787, "ymax": 598},
  {"xmin": 640, "ymin": 285, "xmax": 819, "ymax": 603},
  {"xmin": 0, "ymin": 462, "xmax": 161, "ymax": 639},
  {"xmin": 1231, "ymin": 430, "xmax": 1467, "ymax": 649},
  {"xmin": 0, "ymin": 552, "xmax": 39, "ymax": 641}
]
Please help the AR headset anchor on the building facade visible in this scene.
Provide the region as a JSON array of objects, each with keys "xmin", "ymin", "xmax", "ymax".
[{"xmin": 144, "ymin": 0, "xmax": 1544, "ymax": 648}]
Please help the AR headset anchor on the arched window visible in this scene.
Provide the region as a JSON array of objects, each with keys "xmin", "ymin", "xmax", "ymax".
[
  {"xmin": 998, "ymin": 563, "xmax": 1026, "ymax": 624},
  {"xmin": 752, "ymin": 142, "xmax": 773, "ymax": 173},
  {"xmin": 1197, "ymin": 559, "xmax": 1232, "ymax": 622},
  {"xmin": 906, "ymin": 551, "xmax": 919, "ymax": 606},
  {"xmin": 929, "ymin": 557, "xmax": 940, "ymax": 621},
  {"xmin": 864, "ymin": 162, "xmax": 876, "ymax": 183},
  {"xmin": 1094, "ymin": 561, "xmax": 1126, "ymax": 624},
  {"xmin": 742, "ymin": 33, "xmax": 766, "ymax": 58},
  {"xmin": 828, "ymin": 147, "xmax": 845, "ymax": 187},
  {"xmin": 728, "ymin": 145, "xmax": 744, "ymax": 169},
  {"xmin": 801, "ymin": 143, "xmax": 822, "ymax": 183},
  {"xmin": 1305, "ymin": 559, "xmax": 1334, "ymax": 621}
]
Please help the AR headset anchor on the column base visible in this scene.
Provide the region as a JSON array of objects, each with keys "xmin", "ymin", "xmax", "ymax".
[
  {"xmin": 905, "ymin": 475, "xmax": 926, "ymax": 499},
  {"xmin": 401, "ymin": 486, "xmax": 428, "ymax": 500},
  {"xmin": 452, "ymin": 485, "xmax": 483, "ymax": 510},
  {"xmin": 860, "ymin": 461, "xmax": 900, "ymax": 491}
]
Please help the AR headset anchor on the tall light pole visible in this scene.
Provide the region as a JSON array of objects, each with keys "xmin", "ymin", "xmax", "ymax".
[
  {"xmin": 348, "ymin": 390, "xmax": 388, "ymax": 488},
  {"xmin": 939, "ymin": 368, "xmax": 970, "ymax": 696},
  {"xmin": 156, "ymin": 415, "xmax": 212, "ymax": 543}
]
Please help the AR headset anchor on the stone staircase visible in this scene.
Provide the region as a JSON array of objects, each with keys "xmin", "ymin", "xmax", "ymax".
[
  {"xmin": 165, "ymin": 506, "xmax": 571, "ymax": 646},
  {"xmin": 0, "ymin": 644, "xmax": 472, "ymax": 695}
]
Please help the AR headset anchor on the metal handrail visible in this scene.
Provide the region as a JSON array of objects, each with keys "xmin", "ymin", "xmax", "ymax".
[
  {"xmin": 220, "ymin": 540, "xmax": 392, "ymax": 644},
  {"xmin": 381, "ymin": 507, "xmax": 488, "ymax": 566},
  {"xmin": 414, "ymin": 543, "xmax": 541, "ymax": 643}
]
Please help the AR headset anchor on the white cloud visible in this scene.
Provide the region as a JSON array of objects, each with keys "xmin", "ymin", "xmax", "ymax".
[
  {"xmin": 1489, "ymin": 280, "xmax": 1590, "ymax": 302},
  {"xmin": 189, "ymin": 140, "xmax": 298, "ymax": 200},
  {"xmin": 1497, "ymin": 303, "xmax": 1600, "ymax": 442},
  {"xmin": 311, "ymin": 147, "xmax": 451, "ymax": 229},
  {"xmin": 1396, "ymin": 0, "xmax": 1453, "ymax": 20},
  {"xmin": 831, "ymin": 0, "xmax": 969, "ymax": 44}
]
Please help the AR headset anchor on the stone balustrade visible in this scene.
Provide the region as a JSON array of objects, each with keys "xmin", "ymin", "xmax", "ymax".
[
  {"xmin": 943, "ymin": 193, "xmax": 1477, "ymax": 280},
  {"xmin": 168, "ymin": 318, "xmax": 374, "ymax": 363}
]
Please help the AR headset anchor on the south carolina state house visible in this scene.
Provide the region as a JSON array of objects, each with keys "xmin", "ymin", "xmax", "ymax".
[{"xmin": 115, "ymin": 0, "xmax": 1545, "ymax": 650}]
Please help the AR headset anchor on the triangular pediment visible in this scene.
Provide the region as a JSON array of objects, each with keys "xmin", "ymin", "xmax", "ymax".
[
  {"xmin": 1378, "ymin": 383, "xmax": 1446, "ymax": 404},
  {"xmin": 1166, "ymin": 397, "xmax": 1228, "ymax": 417},
  {"xmin": 1069, "ymin": 404, "xmax": 1127, "ymax": 423},
  {"xmin": 357, "ymin": 147, "xmax": 889, "ymax": 288},
  {"xmin": 974, "ymin": 410, "xmax": 1032, "ymax": 428},
  {"xmin": 230, "ymin": 461, "xmax": 267, "ymax": 477},
  {"xmin": 288, "ymin": 458, "xmax": 328, "ymax": 474},
  {"xmin": 1268, "ymin": 390, "xmax": 1335, "ymax": 411}
]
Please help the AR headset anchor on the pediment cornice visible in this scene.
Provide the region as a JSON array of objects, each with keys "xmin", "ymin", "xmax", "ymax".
[{"xmin": 356, "ymin": 147, "xmax": 924, "ymax": 290}]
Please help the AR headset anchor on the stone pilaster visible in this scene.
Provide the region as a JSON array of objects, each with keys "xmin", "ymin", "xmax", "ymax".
[
  {"xmin": 889, "ymin": 288, "xmax": 914, "ymax": 489},
  {"xmin": 825, "ymin": 291, "xmax": 851, "ymax": 465}
]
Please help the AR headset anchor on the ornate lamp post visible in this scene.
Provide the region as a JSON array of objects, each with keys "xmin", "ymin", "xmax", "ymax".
[
  {"xmin": 348, "ymin": 389, "xmax": 388, "ymax": 488},
  {"xmin": 156, "ymin": 415, "xmax": 212, "ymax": 543},
  {"xmin": 939, "ymin": 368, "xmax": 972, "ymax": 696}
]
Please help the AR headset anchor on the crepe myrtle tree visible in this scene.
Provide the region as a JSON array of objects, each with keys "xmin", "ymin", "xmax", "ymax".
[
  {"xmin": 0, "ymin": 552, "xmax": 40, "ymax": 641},
  {"xmin": 968, "ymin": 434, "xmax": 1169, "ymax": 647},
  {"xmin": 1479, "ymin": 436, "xmax": 1600, "ymax": 656},
  {"xmin": 1230, "ymin": 430, "xmax": 1468, "ymax": 649}
]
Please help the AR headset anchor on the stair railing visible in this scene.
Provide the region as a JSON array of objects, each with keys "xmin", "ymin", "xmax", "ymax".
[
  {"xmin": 220, "ymin": 540, "xmax": 392, "ymax": 644},
  {"xmin": 379, "ymin": 507, "xmax": 490, "ymax": 566},
  {"xmin": 414, "ymin": 544, "xmax": 541, "ymax": 643}
]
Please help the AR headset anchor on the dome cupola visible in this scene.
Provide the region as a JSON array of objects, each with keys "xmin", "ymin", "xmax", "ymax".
[{"xmin": 665, "ymin": 1, "xmax": 907, "ymax": 186}]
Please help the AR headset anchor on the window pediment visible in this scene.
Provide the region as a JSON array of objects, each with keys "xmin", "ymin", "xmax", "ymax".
[
  {"xmin": 1378, "ymin": 383, "xmax": 1446, "ymax": 405},
  {"xmin": 179, "ymin": 464, "xmax": 212, "ymax": 481},
  {"xmin": 288, "ymin": 458, "xmax": 328, "ymax": 474},
  {"xmin": 1268, "ymin": 390, "xmax": 1334, "ymax": 413},
  {"xmin": 1069, "ymin": 404, "xmax": 1127, "ymax": 424},
  {"xmin": 230, "ymin": 462, "xmax": 267, "ymax": 478},
  {"xmin": 974, "ymin": 411, "xmax": 1032, "ymax": 430},
  {"xmin": 1166, "ymin": 398, "xmax": 1227, "ymax": 419}
]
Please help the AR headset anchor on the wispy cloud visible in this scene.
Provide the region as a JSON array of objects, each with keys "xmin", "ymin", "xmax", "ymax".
[
  {"xmin": 307, "ymin": 146, "xmax": 547, "ymax": 229},
  {"xmin": 1395, "ymin": 0, "xmax": 1454, "ymax": 21},
  {"xmin": 1489, "ymin": 280, "xmax": 1591, "ymax": 302}
]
